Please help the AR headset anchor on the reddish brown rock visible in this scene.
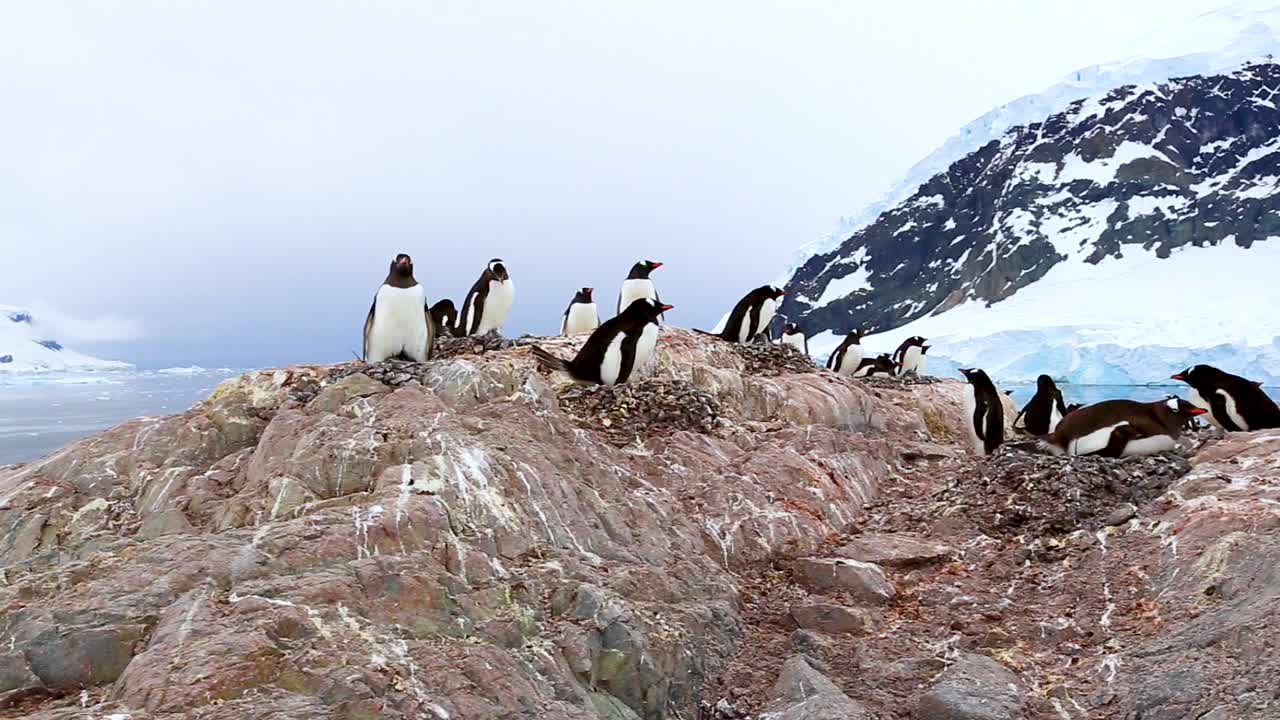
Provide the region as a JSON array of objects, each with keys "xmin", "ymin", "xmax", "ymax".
[{"xmin": 790, "ymin": 557, "xmax": 897, "ymax": 605}]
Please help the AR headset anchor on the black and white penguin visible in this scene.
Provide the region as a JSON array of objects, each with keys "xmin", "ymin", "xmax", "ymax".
[
  {"xmin": 779, "ymin": 323, "xmax": 809, "ymax": 356},
  {"xmin": 853, "ymin": 353, "xmax": 896, "ymax": 377},
  {"xmin": 893, "ymin": 336, "xmax": 930, "ymax": 376},
  {"xmin": 362, "ymin": 253, "xmax": 434, "ymax": 363},
  {"xmin": 826, "ymin": 330, "xmax": 865, "ymax": 376},
  {"xmin": 618, "ymin": 260, "xmax": 664, "ymax": 317},
  {"xmin": 715, "ymin": 285, "xmax": 786, "ymax": 343},
  {"xmin": 1013, "ymin": 374, "xmax": 1069, "ymax": 436},
  {"xmin": 1171, "ymin": 365, "xmax": 1280, "ymax": 432},
  {"xmin": 959, "ymin": 368, "xmax": 1005, "ymax": 455},
  {"xmin": 429, "ymin": 299, "xmax": 458, "ymax": 338},
  {"xmin": 532, "ymin": 298, "xmax": 671, "ymax": 385},
  {"xmin": 1043, "ymin": 397, "xmax": 1206, "ymax": 457},
  {"xmin": 458, "ymin": 259, "xmax": 515, "ymax": 336},
  {"xmin": 561, "ymin": 287, "xmax": 600, "ymax": 336}
]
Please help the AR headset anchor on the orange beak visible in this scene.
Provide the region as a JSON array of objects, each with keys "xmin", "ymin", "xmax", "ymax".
[
  {"xmin": 1171, "ymin": 373, "xmax": 1186, "ymax": 381},
  {"xmin": 1187, "ymin": 407, "xmax": 1208, "ymax": 416},
  {"xmin": 659, "ymin": 303, "xmax": 674, "ymax": 312}
]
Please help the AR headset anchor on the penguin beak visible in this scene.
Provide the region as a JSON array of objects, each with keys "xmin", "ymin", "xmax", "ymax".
[
  {"xmin": 1170, "ymin": 373, "xmax": 1186, "ymax": 381},
  {"xmin": 659, "ymin": 303, "xmax": 674, "ymax": 312},
  {"xmin": 1187, "ymin": 407, "xmax": 1208, "ymax": 416},
  {"xmin": 649, "ymin": 261, "xmax": 663, "ymax": 269}
]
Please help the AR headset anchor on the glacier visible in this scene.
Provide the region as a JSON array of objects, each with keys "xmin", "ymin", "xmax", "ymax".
[
  {"xmin": 829, "ymin": 239, "xmax": 1280, "ymax": 386},
  {"xmin": 1, "ymin": 304, "xmax": 132, "ymax": 374}
]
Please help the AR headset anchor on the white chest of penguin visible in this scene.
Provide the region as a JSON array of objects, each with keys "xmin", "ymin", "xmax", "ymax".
[
  {"xmin": 781, "ymin": 333, "xmax": 807, "ymax": 354},
  {"xmin": 471, "ymin": 279, "xmax": 515, "ymax": 334},
  {"xmin": 832, "ymin": 345, "xmax": 863, "ymax": 375},
  {"xmin": 563, "ymin": 303, "xmax": 599, "ymax": 335},
  {"xmin": 620, "ymin": 278, "xmax": 656, "ymax": 310},
  {"xmin": 740, "ymin": 298, "xmax": 776, "ymax": 341},
  {"xmin": 899, "ymin": 346, "xmax": 925, "ymax": 375},
  {"xmin": 369, "ymin": 284, "xmax": 428, "ymax": 361},
  {"xmin": 600, "ymin": 323, "xmax": 659, "ymax": 386}
]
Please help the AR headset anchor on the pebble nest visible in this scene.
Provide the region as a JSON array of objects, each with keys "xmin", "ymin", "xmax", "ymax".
[
  {"xmin": 939, "ymin": 441, "xmax": 1193, "ymax": 537},
  {"xmin": 853, "ymin": 373, "xmax": 942, "ymax": 388},
  {"xmin": 729, "ymin": 343, "xmax": 816, "ymax": 376},
  {"xmin": 432, "ymin": 333, "xmax": 518, "ymax": 359},
  {"xmin": 559, "ymin": 379, "xmax": 721, "ymax": 445}
]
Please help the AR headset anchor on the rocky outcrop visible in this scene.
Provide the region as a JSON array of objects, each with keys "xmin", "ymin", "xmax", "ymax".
[
  {"xmin": 5, "ymin": 327, "xmax": 1280, "ymax": 719},
  {"xmin": 0, "ymin": 329, "xmax": 966, "ymax": 719}
]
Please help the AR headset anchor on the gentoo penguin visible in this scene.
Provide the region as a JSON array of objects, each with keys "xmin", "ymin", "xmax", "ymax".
[
  {"xmin": 853, "ymin": 353, "xmax": 896, "ymax": 377},
  {"xmin": 458, "ymin": 259, "xmax": 515, "ymax": 336},
  {"xmin": 532, "ymin": 298, "xmax": 671, "ymax": 385},
  {"xmin": 893, "ymin": 336, "xmax": 930, "ymax": 377},
  {"xmin": 779, "ymin": 323, "xmax": 809, "ymax": 356},
  {"xmin": 618, "ymin": 261, "xmax": 664, "ymax": 318},
  {"xmin": 362, "ymin": 253, "xmax": 435, "ymax": 363},
  {"xmin": 1043, "ymin": 398, "xmax": 1207, "ymax": 457},
  {"xmin": 429, "ymin": 299, "xmax": 458, "ymax": 338},
  {"xmin": 561, "ymin": 287, "xmax": 600, "ymax": 336},
  {"xmin": 959, "ymin": 368, "xmax": 1005, "ymax": 455},
  {"xmin": 715, "ymin": 285, "xmax": 786, "ymax": 343},
  {"xmin": 826, "ymin": 330, "xmax": 866, "ymax": 376},
  {"xmin": 1013, "ymin": 374, "xmax": 1069, "ymax": 435},
  {"xmin": 1171, "ymin": 365, "xmax": 1280, "ymax": 432}
]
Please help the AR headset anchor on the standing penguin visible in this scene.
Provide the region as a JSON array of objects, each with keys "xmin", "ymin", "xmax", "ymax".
[
  {"xmin": 713, "ymin": 285, "xmax": 786, "ymax": 343},
  {"xmin": 893, "ymin": 336, "xmax": 930, "ymax": 377},
  {"xmin": 429, "ymin": 299, "xmax": 458, "ymax": 338},
  {"xmin": 1043, "ymin": 398, "xmax": 1207, "ymax": 457},
  {"xmin": 618, "ymin": 261, "xmax": 664, "ymax": 317},
  {"xmin": 561, "ymin": 288, "xmax": 600, "ymax": 336},
  {"xmin": 826, "ymin": 330, "xmax": 866, "ymax": 376},
  {"xmin": 458, "ymin": 259, "xmax": 515, "ymax": 336},
  {"xmin": 1171, "ymin": 365, "xmax": 1280, "ymax": 432},
  {"xmin": 959, "ymin": 368, "xmax": 1005, "ymax": 455},
  {"xmin": 532, "ymin": 298, "xmax": 671, "ymax": 385},
  {"xmin": 363, "ymin": 253, "xmax": 435, "ymax": 363},
  {"xmin": 1014, "ymin": 375, "xmax": 1069, "ymax": 435},
  {"xmin": 779, "ymin": 323, "xmax": 809, "ymax": 356},
  {"xmin": 853, "ymin": 353, "xmax": 896, "ymax": 377}
]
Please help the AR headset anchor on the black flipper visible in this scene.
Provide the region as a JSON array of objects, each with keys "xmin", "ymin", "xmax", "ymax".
[
  {"xmin": 1208, "ymin": 391, "xmax": 1243, "ymax": 432},
  {"xmin": 362, "ymin": 297, "xmax": 377, "ymax": 361}
]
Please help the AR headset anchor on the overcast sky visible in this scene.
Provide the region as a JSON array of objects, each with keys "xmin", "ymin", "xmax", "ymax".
[{"xmin": 0, "ymin": 1, "xmax": 1217, "ymax": 368}]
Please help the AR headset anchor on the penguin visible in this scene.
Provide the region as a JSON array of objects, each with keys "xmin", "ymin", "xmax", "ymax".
[
  {"xmin": 853, "ymin": 353, "xmax": 896, "ymax": 377},
  {"xmin": 561, "ymin": 287, "xmax": 600, "ymax": 336},
  {"xmin": 1013, "ymin": 374, "xmax": 1069, "ymax": 435},
  {"xmin": 1171, "ymin": 365, "xmax": 1280, "ymax": 432},
  {"xmin": 531, "ymin": 298, "xmax": 672, "ymax": 386},
  {"xmin": 458, "ymin": 259, "xmax": 515, "ymax": 336},
  {"xmin": 1064, "ymin": 403, "xmax": 1084, "ymax": 416},
  {"xmin": 893, "ymin": 336, "xmax": 930, "ymax": 377},
  {"xmin": 959, "ymin": 368, "xmax": 1005, "ymax": 455},
  {"xmin": 618, "ymin": 260, "xmax": 664, "ymax": 318},
  {"xmin": 826, "ymin": 330, "xmax": 865, "ymax": 376},
  {"xmin": 362, "ymin": 253, "xmax": 435, "ymax": 363},
  {"xmin": 429, "ymin": 299, "xmax": 458, "ymax": 338},
  {"xmin": 1042, "ymin": 397, "xmax": 1207, "ymax": 457},
  {"xmin": 779, "ymin": 323, "xmax": 809, "ymax": 356},
  {"xmin": 714, "ymin": 285, "xmax": 786, "ymax": 343}
]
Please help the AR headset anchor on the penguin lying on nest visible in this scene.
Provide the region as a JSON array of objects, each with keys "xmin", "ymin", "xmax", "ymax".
[
  {"xmin": 1040, "ymin": 397, "xmax": 1206, "ymax": 458},
  {"xmin": 531, "ymin": 298, "xmax": 671, "ymax": 386}
]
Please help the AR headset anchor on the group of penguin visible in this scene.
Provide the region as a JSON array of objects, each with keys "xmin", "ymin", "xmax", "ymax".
[{"xmin": 361, "ymin": 252, "xmax": 1280, "ymax": 460}]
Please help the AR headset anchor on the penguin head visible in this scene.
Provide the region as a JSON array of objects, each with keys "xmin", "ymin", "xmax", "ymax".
[
  {"xmin": 1171, "ymin": 364, "xmax": 1220, "ymax": 386},
  {"xmin": 624, "ymin": 297, "xmax": 673, "ymax": 321},
  {"xmin": 488, "ymin": 259, "xmax": 510, "ymax": 281},
  {"xmin": 1163, "ymin": 396, "xmax": 1207, "ymax": 418},
  {"xmin": 628, "ymin": 260, "xmax": 663, "ymax": 279},
  {"xmin": 1036, "ymin": 374, "xmax": 1056, "ymax": 390},
  {"xmin": 573, "ymin": 287, "xmax": 594, "ymax": 303},
  {"xmin": 783, "ymin": 323, "xmax": 802, "ymax": 335},
  {"xmin": 958, "ymin": 367, "xmax": 990, "ymax": 385},
  {"xmin": 848, "ymin": 329, "xmax": 865, "ymax": 343},
  {"xmin": 387, "ymin": 253, "xmax": 415, "ymax": 282},
  {"xmin": 767, "ymin": 285, "xmax": 787, "ymax": 300}
]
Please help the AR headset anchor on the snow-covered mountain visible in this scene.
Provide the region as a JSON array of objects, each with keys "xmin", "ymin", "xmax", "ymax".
[
  {"xmin": 780, "ymin": 5, "xmax": 1280, "ymax": 386},
  {"xmin": 0, "ymin": 305, "xmax": 131, "ymax": 373}
]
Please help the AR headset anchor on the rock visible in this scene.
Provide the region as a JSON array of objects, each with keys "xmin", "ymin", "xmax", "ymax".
[
  {"xmin": 1103, "ymin": 502, "xmax": 1138, "ymax": 526},
  {"xmin": 788, "ymin": 629, "xmax": 835, "ymax": 659},
  {"xmin": 915, "ymin": 653, "xmax": 1025, "ymax": 720},
  {"xmin": 791, "ymin": 558, "xmax": 897, "ymax": 605},
  {"xmin": 308, "ymin": 371, "xmax": 392, "ymax": 412},
  {"xmin": 0, "ymin": 652, "xmax": 41, "ymax": 695},
  {"xmin": 836, "ymin": 532, "xmax": 956, "ymax": 568},
  {"xmin": 137, "ymin": 509, "xmax": 195, "ymax": 538},
  {"xmin": 789, "ymin": 603, "xmax": 867, "ymax": 635},
  {"xmin": 24, "ymin": 623, "xmax": 147, "ymax": 690},
  {"xmin": 590, "ymin": 692, "xmax": 643, "ymax": 720},
  {"xmin": 760, "ymin": 655, "xmax": 869, "ymax": 720}
]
